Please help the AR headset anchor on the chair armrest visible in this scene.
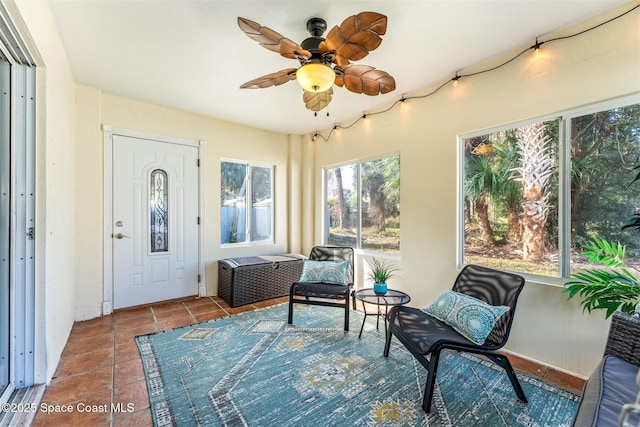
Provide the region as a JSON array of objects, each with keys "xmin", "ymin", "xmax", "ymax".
[{"xmin": 604, "ymin": 311, "xmax": 640, "ymax": 367}]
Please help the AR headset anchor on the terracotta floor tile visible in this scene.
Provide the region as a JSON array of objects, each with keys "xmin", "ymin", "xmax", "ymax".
[
  {"xmin": 115, "ymin": 340, "xmax": 141, "ymax": 363},
  {"xmin": 226, "ymin": 305, "xmax": 255, "ymax": 315},
  {"xmin": 69, "ymin": 321, "xmax": 114, "ymax": 340},
  {"xmin": 183, "ymin": 296, "xmax": 215, "ymax": 309},
  {"xmin": 42, "ymin": 366, "xmax": 113, "ymax": 404},
  {"xmin": 115, "ymin": 323, "xmax": 158, "ymax": 342},
  {"xmin": 186, "ymin": 302, "xmax": 223, "ymax": 315},
  {"xmin": 114, "ymin": 306, "xmax": 154, "ymax": 322},
  {"xmin": 156, "ymin": 317, "xmax": 196, "ymax": 331},
  {"xmin": 55, "ymin": 346, "xmax": 114, "ymax": 378},
  {"xmin": 114, "ymin": 379, "xmax": 150, "ymax": 412},
  {"xmin": 72, "ymin": 315, "xmax": 114, "ymax": 330},
  {"xmin": 150, "ymin": 302, "xmax": 188, "ymax": 317},
  {"xmin": 113, "ymin": 407, "xmax": 153, "ymax": 427},
  {"xmin": 152, "ymin": 307, "xmax": 194, "ymax": 323},
  {"xmin": 114, "ymin": 358, "xmax": 145, "ymax": 388},
  {"xmin": 34, "ymin": 391, "xmax": 112, "ymax": 427},
  {"xmin": 194, "ymin": 310, "xmax": 228, "ymax": 322},
  {"xmin": 62, "ymin": 336, "xmax": 113, "ymax": 358}
]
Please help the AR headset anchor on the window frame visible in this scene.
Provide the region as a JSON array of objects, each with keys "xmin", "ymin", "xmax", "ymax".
[
  {"xmin": 323, "ymin": 151, "xmax": 401, "ymax": 254},
  {"xmin": 220, "ymin": 159, "xmax": 275, "ymax": 246},
  {"xmin": 457, "ymin": 93, "xmax": 640, "ymax": 283}
]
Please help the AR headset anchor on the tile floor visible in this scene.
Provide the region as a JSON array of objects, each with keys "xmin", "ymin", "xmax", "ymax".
[{"xmin": 31, "ymin": 295, "xmax": 585, "ymax": 426}]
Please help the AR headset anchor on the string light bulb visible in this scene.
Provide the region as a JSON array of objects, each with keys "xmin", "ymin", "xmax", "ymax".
[
  {"xmin": 452, "ymin": 74, "xmax": 460, "ymax": 88},
  {"xmin": 532, "ymin": 38, "xmax": 544, "ymax": 59}
]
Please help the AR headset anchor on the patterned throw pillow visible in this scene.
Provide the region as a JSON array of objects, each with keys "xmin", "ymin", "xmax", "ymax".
[
  {"xmin": 299, "ymin": 260, "xmax": 349, "ymax": 285},
  {"xmin": 423, "ymin": 290, "xmax": 510, "ymax": 345}
]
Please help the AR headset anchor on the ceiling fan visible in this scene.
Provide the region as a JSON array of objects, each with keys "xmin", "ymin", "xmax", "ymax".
[{"xmin": 237, "ymin": 11, "xmax": 396, "ymax": 113}]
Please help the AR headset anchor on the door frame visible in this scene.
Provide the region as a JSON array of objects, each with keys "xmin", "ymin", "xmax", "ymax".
[{"xmin": 102, "ymin": 125, "xmax": 206, "ymax": 315}]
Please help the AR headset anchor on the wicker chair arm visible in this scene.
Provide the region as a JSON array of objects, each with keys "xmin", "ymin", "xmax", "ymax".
[{"xmin": 604, "ymin": 311, "xmax": 640, "ymax": 367}]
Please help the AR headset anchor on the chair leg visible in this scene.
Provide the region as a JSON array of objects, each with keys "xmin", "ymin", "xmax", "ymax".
[
  {"xmin": 383, "ymin": 328, "xmax": 393, "ymax": 357},
  {"xmin": 287, "ymin": 286, "xmax": 295, "ymax": 325},
  {"xmin": 344, "ymin": 299, "xmax": 349, "ymax": 331},
  {"xmin": 486, "ymin": 354, "xmax": 528, "ymax": 404},
  {"xmin": 422, "ymin": 350, "xmax": 442, "ymax": 413}
]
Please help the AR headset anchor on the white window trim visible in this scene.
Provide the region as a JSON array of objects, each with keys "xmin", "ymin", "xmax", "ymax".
[{"xmin": 220, "ymin": 159, "xmax": 275, "ymax": 247}]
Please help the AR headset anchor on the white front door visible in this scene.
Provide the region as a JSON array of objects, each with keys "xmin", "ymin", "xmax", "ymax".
[{"xmin": 112, "ymin": 135, "xmax": 199, "ymax": 309}]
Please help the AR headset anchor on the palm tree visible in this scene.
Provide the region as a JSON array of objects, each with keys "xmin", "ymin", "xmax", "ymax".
[
  {"xmin": 362, "ymin": 160, "xmax": 387, "ymax": 232},
  {"xmin": 494, "ymin": 134, "xmax": 523, "ymax": 244},
  {"xmin": 513, "ymin": 123, "xmax": 554, "ymax": 262},
  {"xmin": 464, "ymin": 154, "xmax": 498, "ymax": 245}
]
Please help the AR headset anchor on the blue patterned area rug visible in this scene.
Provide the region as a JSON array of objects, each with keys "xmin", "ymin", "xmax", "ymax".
[{"xmin": 135, "ymin": 303, "xmax": 579, "ymax": 426}]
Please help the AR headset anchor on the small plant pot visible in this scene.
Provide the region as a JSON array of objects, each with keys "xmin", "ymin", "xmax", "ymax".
[{"xmin": 373, "ymin": 282, "xmax": 388, "ymax": 295}]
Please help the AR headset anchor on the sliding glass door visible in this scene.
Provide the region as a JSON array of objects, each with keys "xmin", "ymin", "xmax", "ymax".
[{"xmin": 0, "ymin": 55, "xmax": 9, "ymax": 397}]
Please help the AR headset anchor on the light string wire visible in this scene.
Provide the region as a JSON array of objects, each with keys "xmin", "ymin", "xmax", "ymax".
[{"xmin": 312, "ymin": 3, "xmax": 640, "ymax": 143}]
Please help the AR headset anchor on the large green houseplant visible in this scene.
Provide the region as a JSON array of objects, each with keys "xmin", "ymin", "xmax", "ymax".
[{"xmin": 563, "ymin": 237, "xmax": 640, "ymax": 318}]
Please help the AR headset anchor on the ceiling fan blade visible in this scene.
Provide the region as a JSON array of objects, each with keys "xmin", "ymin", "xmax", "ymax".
[
  {"xmin": 303, "ymin": 87, "xmax": 333, "ymax": 111},
  {"xmin": 238, "ymin": 17, "xmax": 311, "ymax": 60},
  {"xmin": 342, "ymin": 64, "xmax": 395, "ymax": 96},
  {"xmin": 240, "ymin": 68, "xmax": 298, "ymax": 89},
  {"xmin": 320, "ymin": 12, "xmax": 387, "ymax": 66}
]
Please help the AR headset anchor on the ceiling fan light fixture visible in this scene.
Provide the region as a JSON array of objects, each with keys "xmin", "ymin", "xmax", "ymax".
[{"xmin": 296, "ymin": 63, "xmax": 335, "ymax": 92}]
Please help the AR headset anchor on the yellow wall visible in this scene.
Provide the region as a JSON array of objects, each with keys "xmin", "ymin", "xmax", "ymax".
[{"xmin": 306, "ymin": 3, "xmax": 640, "ymax": 376}]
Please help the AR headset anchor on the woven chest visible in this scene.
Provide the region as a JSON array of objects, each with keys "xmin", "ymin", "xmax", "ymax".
[{"xmin": 218, "ymin": 254, "xmax": 305, "ymax": 307}]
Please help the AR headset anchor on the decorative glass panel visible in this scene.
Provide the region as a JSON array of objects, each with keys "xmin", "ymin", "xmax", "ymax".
[{"xmin": 150, "ymin": 169, "xmax": 168, "ymax": 252}]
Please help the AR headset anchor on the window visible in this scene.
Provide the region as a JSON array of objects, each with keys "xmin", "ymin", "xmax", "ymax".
[
  {"xmin": 220, "ymin": 161, "xmax": 273, "ymax": 244},
  {"xmin": 325, "ymin": 155, "xmax": 400, "ymax": 253},
  {"xmin": 460, "ymin": 98, "xmax": 640, "ymax": 278}
]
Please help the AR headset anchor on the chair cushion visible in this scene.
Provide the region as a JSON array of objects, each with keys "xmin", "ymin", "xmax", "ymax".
[
  {"xmin": 423, "ymin": 290, "xmax": 510, "ymax": 345},
  {"xmin": 572, "ymin": 355, "xmax": 639, "ymax": 427},
  {"xmin": 299, "ymin": 260, "xmax": 349, "ymax": 285}
]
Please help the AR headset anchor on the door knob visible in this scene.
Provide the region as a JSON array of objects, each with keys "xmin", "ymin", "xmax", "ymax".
[{"xmin": 113, "ymin": 233, "xmax": 130, "ymax": 239}]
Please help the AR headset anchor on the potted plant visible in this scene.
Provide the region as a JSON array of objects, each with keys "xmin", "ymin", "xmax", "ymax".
[
  {"xmin": 563, "ymin": 237, "xmax": 640, "ymax": 318},
  {"xmin": 366, "ymin": 257, "xmax": 400, "ymax": 295}
]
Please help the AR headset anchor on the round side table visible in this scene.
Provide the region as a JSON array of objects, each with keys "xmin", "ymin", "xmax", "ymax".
[{"xmin": 354, "ymin": 288, "xmax": 411, "ymax": 339}]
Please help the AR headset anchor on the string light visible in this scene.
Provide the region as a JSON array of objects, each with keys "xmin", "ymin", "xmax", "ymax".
[{"xmin": 310, "ymin": 4, "xmax": 639, "ymax": 143}]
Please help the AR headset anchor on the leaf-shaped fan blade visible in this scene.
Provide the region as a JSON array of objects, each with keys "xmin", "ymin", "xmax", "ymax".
[
  {"xmin": 238, "ymin": 17, "xmax": 311, "ymax": 60},
  {"xmin": 303, "ymin": 87, "xmax": 333, "ymax": 112},
  {"xmin": 342, "ymin": 64, "xmax": 395, "ymax": 95},
  {"xmin": 321, "ymin": 12, "xmax": 387, "ymax": 66},
  {"xmin": 240, "ymin": 68, "xmax": 298, "ymax": 89}
]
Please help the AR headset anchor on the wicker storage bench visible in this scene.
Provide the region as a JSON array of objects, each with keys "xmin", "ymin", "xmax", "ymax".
[{"xmin": 218, "ymin": 254, "xmax": 305, "ymax": 307}]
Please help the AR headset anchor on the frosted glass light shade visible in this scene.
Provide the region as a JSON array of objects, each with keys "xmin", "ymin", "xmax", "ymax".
[{"xmin": 296, "ymin": 63, "xmax": 335, "ymax": 92}]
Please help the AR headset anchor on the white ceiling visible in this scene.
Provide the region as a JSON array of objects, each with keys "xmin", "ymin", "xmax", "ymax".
[{"xmin": 48, "ymin": 0, "xmax": 628, "ymax": 135}]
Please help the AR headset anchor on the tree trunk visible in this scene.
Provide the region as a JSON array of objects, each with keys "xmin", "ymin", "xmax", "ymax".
[
  {"xmin": 475, "ymin": 199, "xmax": 495, "ymax": 245},
  {"xmin": 507, "ymin": 208, "xmax": 521, "ymax": 244},
  {"xmin": 334, "ymin": 168, "xmax": 349, "ymax": 230},
  {"xmin": 515, "ymin": 123, "xmax": 553, "ymax": 262}
]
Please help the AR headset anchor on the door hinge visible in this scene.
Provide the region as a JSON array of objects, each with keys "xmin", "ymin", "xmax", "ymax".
[
  {"xmin": 198, "ymin": 274, "xmax": 201, "ymax": 283},
  {"xmin": 197, "ymin": 159, "xmax": 200, "ymax": 167},
  {"xmin": 197, "ymin": 216, "xmax": 200, "ymax": 225},
  {"xmin": 27, "ymin": 227, "xmax": 34, "ymax": 240}
]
